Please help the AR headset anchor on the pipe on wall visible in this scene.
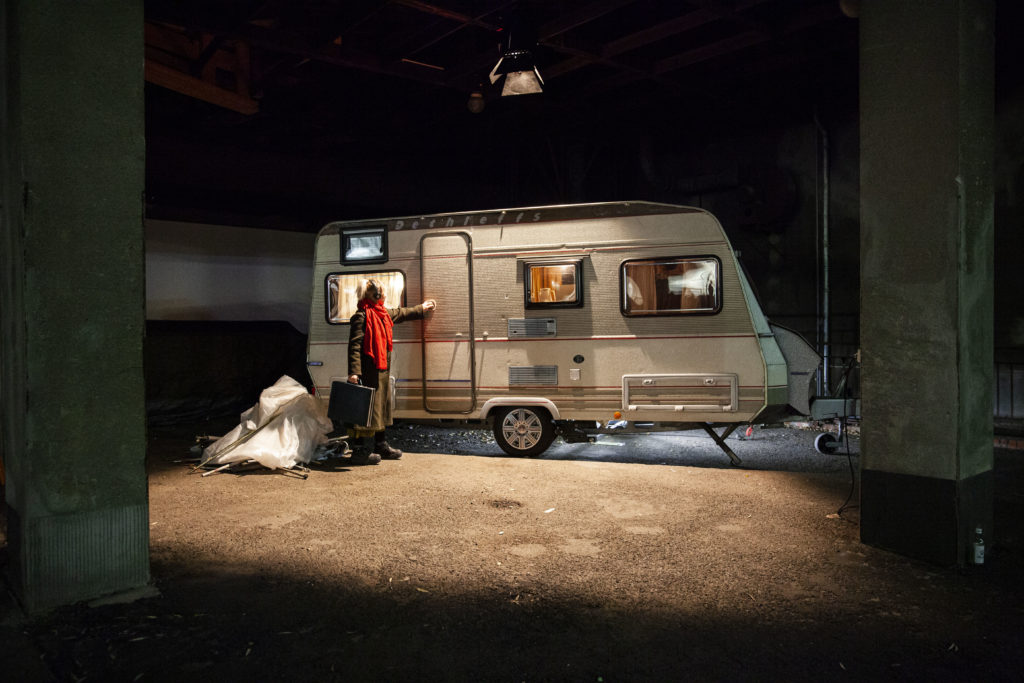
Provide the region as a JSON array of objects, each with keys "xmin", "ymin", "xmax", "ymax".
[{"xmin": 814, "ymin": 111, "xmax": 831, "ymax": 396}]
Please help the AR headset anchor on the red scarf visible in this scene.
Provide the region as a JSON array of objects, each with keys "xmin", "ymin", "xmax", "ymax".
[{"xmin": 358, "ymin": 298, "xmax": 393, "ymax": 370}]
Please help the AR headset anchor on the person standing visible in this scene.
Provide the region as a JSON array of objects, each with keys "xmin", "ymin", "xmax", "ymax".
[{"xmin": 347, "ymin": 278, "xmax": 436, "ymax": 465}]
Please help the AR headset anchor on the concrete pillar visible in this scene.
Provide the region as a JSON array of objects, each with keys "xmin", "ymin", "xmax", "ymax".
[
  {"xmin": 1, "ymin": 2, "xmax": 149, "ymax": 610},
  {"xmin": 860, "ymin": 0, "xmax": 994, "ymax": 565}
]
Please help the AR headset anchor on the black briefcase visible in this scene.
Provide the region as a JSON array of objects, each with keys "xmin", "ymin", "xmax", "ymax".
[{"xmin": 327, "ymin": 380, "xmax": 376, "ymax": 426}]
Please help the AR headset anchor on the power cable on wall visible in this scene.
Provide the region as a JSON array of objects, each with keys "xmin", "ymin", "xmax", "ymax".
[{"xmin": 835, "ymin": 354, "xmax": 859, "ymax": 517}]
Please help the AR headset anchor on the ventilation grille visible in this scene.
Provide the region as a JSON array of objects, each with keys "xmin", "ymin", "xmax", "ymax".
[
  {"xmin": 508, "ymin": 318, "xmax": 556, "ymax": 338},
  {"xmin": 509, "ymin": 366, "xmax": 558, "ymax": 386}
]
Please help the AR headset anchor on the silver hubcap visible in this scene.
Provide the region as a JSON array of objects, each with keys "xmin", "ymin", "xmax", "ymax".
[{"xmin": 501, "ymin": 409, "xmax": 542, "ymax": 451}]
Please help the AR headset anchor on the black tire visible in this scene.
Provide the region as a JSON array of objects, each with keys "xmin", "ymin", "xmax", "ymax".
[
  {"xmin": 814, "ymin": 432, "xmax": 839, "ymax": 455},
  {"xmin": 492, "ymin": 406, "xmax": 555, "ymax": 457}
]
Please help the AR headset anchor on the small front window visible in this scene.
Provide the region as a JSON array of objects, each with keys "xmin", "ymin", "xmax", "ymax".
[
  {"xmin": 525, "ymin": 261, "xmax": 582, "ymax": 308},
  {"xmin": 341, "ymin": 226, "xmax": 387, "ymax": 264},
  {"xmin": 326, "ymin": 271, "xmax": 406, "ymax": 323},
  {"xmin": 621, "ymin": 257, "xmax": 720, "ymax": 315}
]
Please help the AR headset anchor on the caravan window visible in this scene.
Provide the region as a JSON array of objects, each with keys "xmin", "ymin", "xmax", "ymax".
[
  {"xmin": 341, "ymin": 226, "xmax": 388, "ymax": 264},
  {"xmin": 326, "ymin": 271, "xmax": 406, "ymax": 323},
  {"xmin": 620, "ymin": 257, "xmax": 720, "ymax": 316},
  {"xmin": 525, "ymin": 261, "xmax": 582, "ymax": 308}
]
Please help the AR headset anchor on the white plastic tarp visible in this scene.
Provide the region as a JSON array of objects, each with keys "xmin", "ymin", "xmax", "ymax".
[{"xmin": 201, "ymin": 375, "xmax": 332, "ymax": 470}]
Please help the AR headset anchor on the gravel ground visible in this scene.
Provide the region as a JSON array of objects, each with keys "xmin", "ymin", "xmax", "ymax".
[
  {"xmin": 3, "ymin": 421, "xmax": 1022, "ymax": 682},
  {"xmin": 385, "ymin": 421, "xmax": 861, "ymax": 475}
]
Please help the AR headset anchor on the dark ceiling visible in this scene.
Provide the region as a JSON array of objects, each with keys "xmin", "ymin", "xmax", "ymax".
[{"xmin": 143, "ymin": 0, "xmax": 863, "ymax": 229}]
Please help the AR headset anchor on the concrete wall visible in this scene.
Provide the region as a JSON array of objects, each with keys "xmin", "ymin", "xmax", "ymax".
[
  {"xmin": 145, "ymin": 220, "xmax": 314, "ymax": 334},
  {"xmin": 858, "ymin": 0, "xmax": 994, "ymax": 565},
  {"xmin": 2, "ymin": 0, "xmax": 149, "ymax": 611}
]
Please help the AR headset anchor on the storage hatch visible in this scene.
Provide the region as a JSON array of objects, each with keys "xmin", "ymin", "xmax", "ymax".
[{"xmin": 622, "ymin": 374, "xmax": 738, "ymax": 412}]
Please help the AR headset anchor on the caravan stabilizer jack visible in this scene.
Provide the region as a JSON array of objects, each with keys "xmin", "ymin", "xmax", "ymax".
[
  {"xmin": 556, "ymin": 422, "xmax": 595, "ymax": 444},
  {"xmin": 700, "ymin": 423, "xmax": 743, "ymax": 467}
]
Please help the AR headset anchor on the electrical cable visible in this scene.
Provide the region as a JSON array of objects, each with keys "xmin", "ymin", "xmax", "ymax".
[
  {"xmin": 836, "ymin": 428, "xmax": 858, "ymax": 516},
  {"xmin": 836, "ymin": 354, "xmax": 859, "ymax": 516}
]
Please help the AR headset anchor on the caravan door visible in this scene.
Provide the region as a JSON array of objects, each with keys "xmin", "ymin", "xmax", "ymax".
[{"xmin": 419, "ymin": 232, "xmax": 476, "ymax": 413}]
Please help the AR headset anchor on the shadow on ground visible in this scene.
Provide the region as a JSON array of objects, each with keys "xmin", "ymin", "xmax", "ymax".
[
  {"xmin": 16, "ymin": 556, "xmax": 1024, "ymax": 682},
  {"xmin": 1, "ymin": 423, "xmax": 1021, "ymax": 682}
]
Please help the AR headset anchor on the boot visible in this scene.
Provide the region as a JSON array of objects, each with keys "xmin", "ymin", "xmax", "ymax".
[
  {"xmin": 349, "ymin": 437, "xmax": 381, "ymax": 466},
  {"xmin": 374, "ymin": 433, "xmax": 403, "ymax": 460}
]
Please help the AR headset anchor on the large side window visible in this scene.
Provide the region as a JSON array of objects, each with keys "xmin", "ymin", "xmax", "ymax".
[
  {"xmin": 524, "ymin": 260, "xmax": 583, "ymax": 308},
  {"xmin": 621, "ymin": 256, "xmax": 720, "ymax": 316},
  {"xmin": 326, "ymin": 271, "xmax": 406, "ymax": 323}
]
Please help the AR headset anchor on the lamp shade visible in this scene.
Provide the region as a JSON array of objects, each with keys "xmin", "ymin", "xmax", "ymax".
[
  {"xmin": 501, "ymin": 69, "xmax": 543, "ymax": 96},
  {"xmin": 489, "ymin": 47, "xmax": 544, "ymax": 96}
]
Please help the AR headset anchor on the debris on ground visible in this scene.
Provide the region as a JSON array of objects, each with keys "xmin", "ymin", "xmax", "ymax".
[{"xmin": 192, "ymin": 375, "xmax": 334, "ymax": 477}]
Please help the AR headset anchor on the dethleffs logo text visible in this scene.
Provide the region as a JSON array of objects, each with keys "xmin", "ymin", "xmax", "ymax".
[{"xmin": 392, "ymin": 210, "xmax": 544, "ymax": 230}]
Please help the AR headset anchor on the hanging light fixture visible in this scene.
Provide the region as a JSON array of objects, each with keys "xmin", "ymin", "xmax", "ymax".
[{"xmin": 489, "ymin": 34, "xmax": 543, "ymax": 96}]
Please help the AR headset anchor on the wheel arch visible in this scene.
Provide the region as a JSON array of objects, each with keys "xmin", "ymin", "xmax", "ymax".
[{"xmin": 480, "ymin": 397, "xmax": 561, "ymax": 421}]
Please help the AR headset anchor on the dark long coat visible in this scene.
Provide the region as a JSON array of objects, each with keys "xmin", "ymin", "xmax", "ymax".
[{"xmin": 347, "ymin": 304, "xmax": 425, "ymax": 431}]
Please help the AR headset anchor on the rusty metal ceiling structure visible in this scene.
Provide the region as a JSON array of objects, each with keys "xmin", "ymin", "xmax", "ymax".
[{"xmin": 144, "ymin": 0, "xmax": 861, "ymax": 227}]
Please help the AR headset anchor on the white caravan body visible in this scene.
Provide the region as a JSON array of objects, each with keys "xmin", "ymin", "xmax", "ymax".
[{"xmin": 306, "ymin": 202, "xmax": 819, "ymax": 460}]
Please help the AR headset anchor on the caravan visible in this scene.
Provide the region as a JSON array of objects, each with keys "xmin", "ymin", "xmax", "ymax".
[{"xmin": 306, "ymin": 201, "xmax": 828, "ymax": 464}]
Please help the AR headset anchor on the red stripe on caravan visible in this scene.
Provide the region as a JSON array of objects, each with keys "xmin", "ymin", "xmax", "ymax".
[
  {"xmin": 309, "ymin": 334, "xmax": 758, "ymax": 346},
  {"xmin": 473, "ymin": 334, "xmax": 756, "ymax": 343},
  {"xmin": 474, "ymin": 386, "xmax": 620, "ymax": 391}
]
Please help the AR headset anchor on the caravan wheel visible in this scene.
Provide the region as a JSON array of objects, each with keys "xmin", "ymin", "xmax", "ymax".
[{"xmin": 492, "ymin": 407, "xmax": 555, "ymax": 457}]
